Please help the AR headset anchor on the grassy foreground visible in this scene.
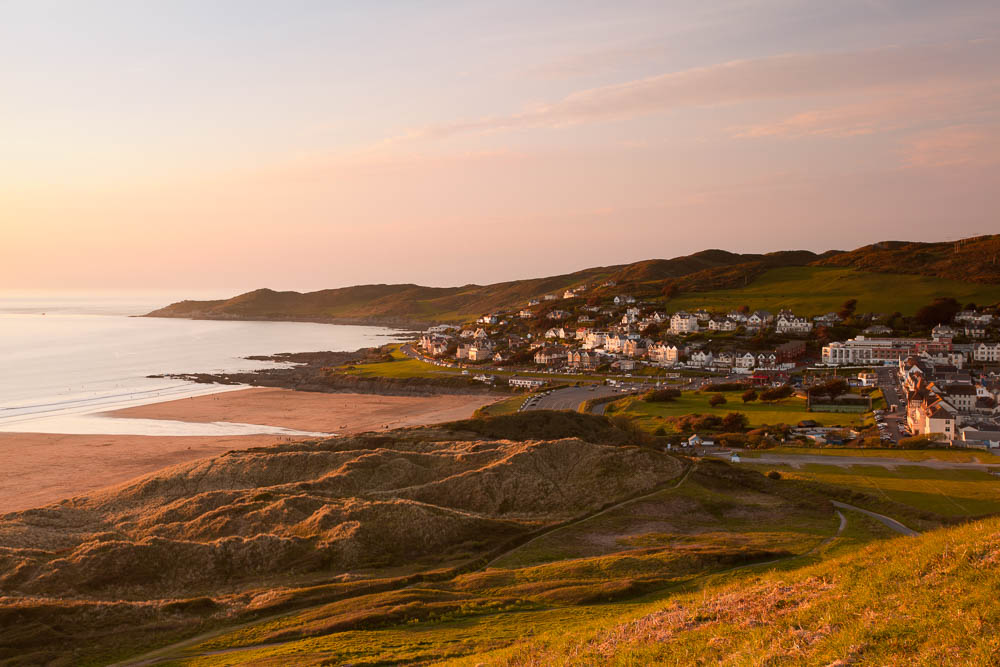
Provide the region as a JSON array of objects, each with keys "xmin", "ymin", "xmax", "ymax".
[{"xmin": 458, "ymin": 515, "xmax": 1000, "ymax": 665}]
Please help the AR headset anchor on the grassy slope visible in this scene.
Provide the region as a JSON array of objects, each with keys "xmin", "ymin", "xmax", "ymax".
[
  {"xmin": 465, "ymin": 515, "xmax": 1000, "ymax": 665},
  {"xmin": 746, "ymin": 462, "xmax": 1000, "ymax": 517},
  {"xmin": 665, "ymin": 265, "xmax": 1000, "ymax": 315},
  {"xmin": 814, "ymin": 234, "xmax": 1000, "ymax": 284},
  {"xmin": 609, "ymin": 391, "xmax": 864, "ymax": 431}
]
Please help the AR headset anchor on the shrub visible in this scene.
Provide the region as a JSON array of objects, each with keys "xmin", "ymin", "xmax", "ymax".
[
  {"xmin": 645, "ymin": 388, "xmax": 681, "ymax": 402},
  {"xmin": 742, "ymin": 389, "xmax": 758, "ymax": 403},
  {"xmin": 721, "ymin": 412, "xmax": 749, "ymax": 432},
  {"xmin": 708, "ymin": 393, "xmax": 727, "ymax": 407},
  {"xmin": 705, "ymin": 382, "xmax": 745, "ymax": 392},
  {"xmin": 760, "ymin": 385, "xmax": 794, "ymax": 402},
  {"xmin": 767, "ymin": 471, "xmax": 782, "ymax": 480},
  {"xmin": 653, "ymin": 426, "xmax": 667, "ymax": 437}
]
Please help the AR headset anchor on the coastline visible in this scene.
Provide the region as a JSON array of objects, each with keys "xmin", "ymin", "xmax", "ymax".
[
  {"xmin": 1, "ymin": 388, "xmax": 499, "ymax": 514},
  {"xmin": 143, "ymin": 311, "xmax": 440, "ymax": 331}
]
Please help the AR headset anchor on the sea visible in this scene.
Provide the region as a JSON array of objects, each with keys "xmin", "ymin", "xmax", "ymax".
[{"xmin": 0, "ymin": 291, "xmax": 405, "ymax": 436}]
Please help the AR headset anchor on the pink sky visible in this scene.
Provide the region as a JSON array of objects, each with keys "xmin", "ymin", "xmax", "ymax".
[{"xmin": 2, "ymin": 1, "xmax": 999, "ymax": 292}]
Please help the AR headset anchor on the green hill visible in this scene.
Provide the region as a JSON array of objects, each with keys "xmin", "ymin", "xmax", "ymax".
[
  {"xmin": 814, "ymin": 234, "xmax": 1000, "ymax": 284},
  {"xmin": 665, "ymin": 266, "xmax": 1000, "ymax": 316},
  {"xmin": 146, "ymin": 235, "xmax": 1000, "ymax": 326}
]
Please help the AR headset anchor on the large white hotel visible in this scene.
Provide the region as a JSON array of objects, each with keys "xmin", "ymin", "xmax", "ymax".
[{"xmin": 821, "ymin": 336, "xmax": 952, "ymax": 365}]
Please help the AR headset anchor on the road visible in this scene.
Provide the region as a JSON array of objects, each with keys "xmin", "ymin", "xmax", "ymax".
[
  {"xmin": 875, "ymin": 366, "xmax": 905, "ymax": 443},
  {"xmin": 831, "ymin": 500, "xmax": 919, "ymax": 536},
  {"xmin": 738, "ymin": 452, "xmax": 996, "ymax": 471},
  {"xmin": 522, "ymin": 384, "xmax": 622, "ymax": 412}
]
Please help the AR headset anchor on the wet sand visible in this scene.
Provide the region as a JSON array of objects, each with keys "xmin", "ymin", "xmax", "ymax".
[
  {"xmin": 106, "ymin": 387, "xmax": 497, "ymax": 433},
  {"xmin": 1, "ymin": 388, "xmax": 498, "ymax": 513}
]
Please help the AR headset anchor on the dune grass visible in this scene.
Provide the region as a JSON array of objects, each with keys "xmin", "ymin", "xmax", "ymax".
[
  {"xmin": 665, "ymin": 266, "xmax": 1000, "ymax": 316},
  {"xmin": 157, "ymin": 461, "xmax": 943, "ymax": 666}
]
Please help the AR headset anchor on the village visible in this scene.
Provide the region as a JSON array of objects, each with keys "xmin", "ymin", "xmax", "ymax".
[{"xmin": 416, "ymin": 284, "xmax": 1000, "ymax": 449}]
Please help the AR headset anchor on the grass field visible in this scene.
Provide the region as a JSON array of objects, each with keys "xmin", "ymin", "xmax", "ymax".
[
  {"xmin": 665, "ymin": 266, "xmax": 1000, "ymax": 316},
  {"xmin": 477, "ymin": 394, "xmax": 527, "ymax": 417},
  {"xmin": 746, "ymin": 462, "xmax": 1000, "ymax": 517},
  {"xmin": 608, "ymin": 391, "xmax": 865, "ymax": 432},
  {"xmin": 339, "ymin": 345, "xmax": 654, "ymax": 386}
]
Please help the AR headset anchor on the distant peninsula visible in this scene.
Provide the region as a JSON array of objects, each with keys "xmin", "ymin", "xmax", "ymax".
[{"xmin": 146, "ymin": 235, "xmax": 1000, "ymax": 327}]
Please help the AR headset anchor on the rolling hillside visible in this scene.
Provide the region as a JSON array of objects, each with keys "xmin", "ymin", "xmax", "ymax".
[
  {"xmin": 146, "ymin": 235, "xmax": 1000, "ymax": 326},
  {"xmin": 814, "ymin": 234, "xmax": 1000, "ymax": 284}
]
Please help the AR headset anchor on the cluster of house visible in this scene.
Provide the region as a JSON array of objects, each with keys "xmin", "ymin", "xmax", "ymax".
[
  {"xmin": 821, "ymin": 310, "xmax": 1000, "ymax": 369},
  {"xmin": 416, "ymin": 280, "xmax": 846, "ymax": 381},
  {"xmin": 901, "ymin": 355, "xmax": 1000, "ymax": 448}
]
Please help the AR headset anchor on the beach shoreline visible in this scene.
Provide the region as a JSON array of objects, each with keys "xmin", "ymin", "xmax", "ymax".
[{"xmin": 1, "ymin": 388, "xmax": 499, "ymax": 513}]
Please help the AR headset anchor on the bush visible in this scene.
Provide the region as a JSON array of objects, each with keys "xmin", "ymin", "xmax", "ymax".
[
  {"xmin": 708, "ymin": 393, "xmax": 727, "ymax": 407},
  {"xmin": 705, "ymin": 382, "xmax": 745, "ymax": 392},
  {"xmin": 721, "ymin": 412, "xmax": 749, "ymax": 432},
  {"xmin": 742, "ymin": 389, "xmax": 758, "ymax": 403},
  {"xmin": 645, "ymin": 388, "xmax": 681, "ymax": 402},
  {"xmin": 653, "ymin": 426, "xmax": 667, "ymax": 437},
  {"xmin": 760, "ymin": 385, "xmax": 794, "ymax": 402},
  {"xmin": 767, "ymin": 471, "xmax": 782, "ymax": 480},
  {"xmin": 898, "ymin": 434, "xmax": 941, "ymax": 449}
]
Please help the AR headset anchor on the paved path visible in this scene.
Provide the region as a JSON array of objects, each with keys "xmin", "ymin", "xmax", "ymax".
[
  {"xmin": 742, "ymin": 453, "xmax": 996, "ymax": 471},
  {"xmin": 831, "ymin": 500, "xmax": 919, "ymax": 536}
]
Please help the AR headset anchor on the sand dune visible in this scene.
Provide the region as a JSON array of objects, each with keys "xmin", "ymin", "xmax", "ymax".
[{"xmin": 0, "ymin": 388, "xmax": 498, "ymax": 513}]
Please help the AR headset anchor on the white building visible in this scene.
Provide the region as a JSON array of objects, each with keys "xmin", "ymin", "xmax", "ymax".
[
  {"xmin": 648, "ymin": 342, "xmax": 679, "ymax": 365},
  {"xmin": 974, "ymin": 342, "xmax": 1000, "ymax": 363},
  {"xmin": 776, "ymin": 315, "xmax": 813, "ymax": 335},
  {"xmin": 670, "ymin": 311, "xmax": 700, "ymax": 334},
  {"xmin": 688, "ymin": 350, "xmax": 714, "ymax": 368},
  {"xmin": 509, "ymin": 376, "xmax": 545, "ymax": 389}
]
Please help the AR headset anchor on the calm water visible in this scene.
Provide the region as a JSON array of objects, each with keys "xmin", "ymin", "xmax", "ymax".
[{"xmin": 0, "ymin": 293, "xmax": 404, "ymax": 435}]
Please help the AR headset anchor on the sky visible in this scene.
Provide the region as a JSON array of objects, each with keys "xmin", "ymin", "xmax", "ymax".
[{"xmin": 2, "ymin": 0, "xmax": 999, "ymax": 293}]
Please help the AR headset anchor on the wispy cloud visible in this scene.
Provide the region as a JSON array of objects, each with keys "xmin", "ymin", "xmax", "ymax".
[
  {"xmin": 732, "ymin": 83, "xmax": 1000, "ymax": 139},
  {"xmin": 901, "ymin": 124, "xmax": 1000, "ymax": 168},
  {"xmin": 394, "ymin": 39, "xmax": 999, "ymax": 142}
]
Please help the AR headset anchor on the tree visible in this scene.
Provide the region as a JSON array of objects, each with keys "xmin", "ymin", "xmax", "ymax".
[
  {"xmin": 838, "ymin": 298, "xmax": 858, "ymax": 320},
  {"xmin": 914, "ymin": 297, "xmax": 961, "ymax": 328},
  {"xmin": 708, "ymin": 393, "xmax": 727, "ymax": 407},
  {"xmin": 809, "ymin": 378, "xmax": 849, "ymax": 400},
  {"xmin": 645, "ymin": 388, "xmax": 681, "ymax": 402},
  {"xmin": 741, "ymin": 389, "xmax": 758, "ymax": 403},
  {"xmin": 721, "ymin": 411, "xmax": 749, "ymax": 432},
  {"xmin": 760, "ymin": 385, "xmax": 793, "ymax": 402}
]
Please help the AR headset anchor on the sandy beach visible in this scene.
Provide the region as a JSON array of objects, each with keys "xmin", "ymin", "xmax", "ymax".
[
  {"xmin": 1, "ymin": 388, "xmax": 498, "ymax": 513},
  {"xmin": 107, "ymin": 387, "xmax": 497, "ymax": 433}
]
